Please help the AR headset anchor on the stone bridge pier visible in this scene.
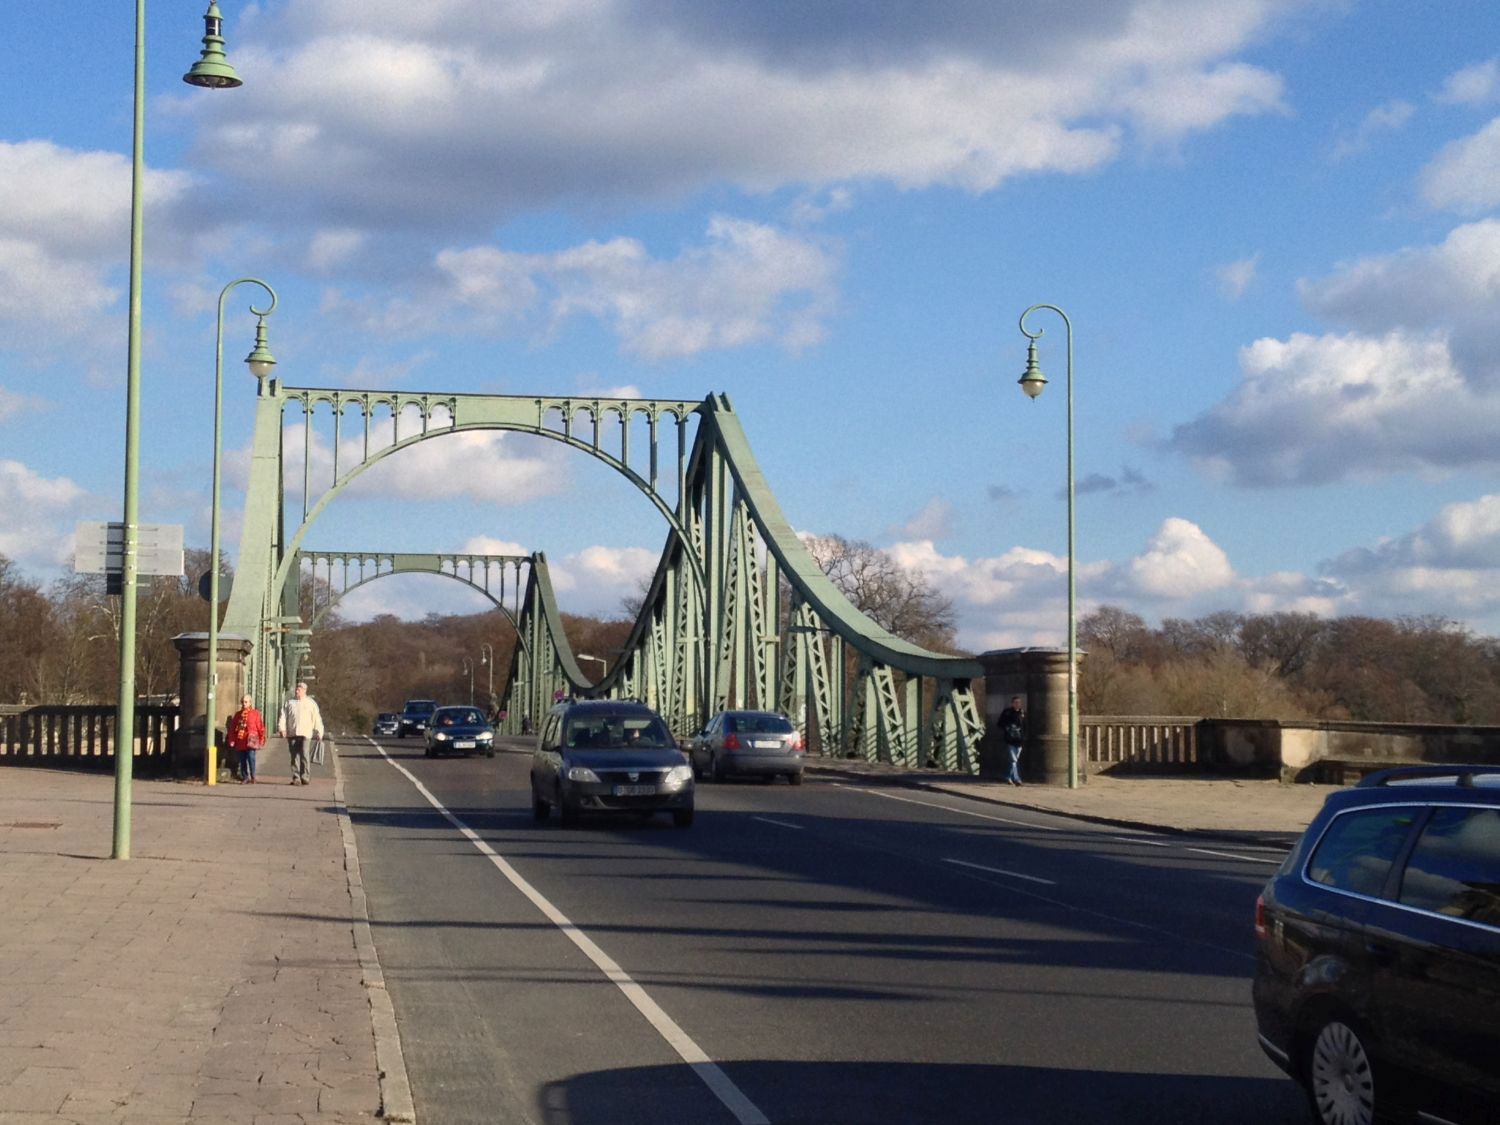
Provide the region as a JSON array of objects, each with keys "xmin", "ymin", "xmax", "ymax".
[{"xmin": 979, "ymin": 647, "xmax": 1082, "ymax": 785}]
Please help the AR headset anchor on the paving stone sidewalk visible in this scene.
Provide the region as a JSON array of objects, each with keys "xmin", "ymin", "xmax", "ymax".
[{"xmin": 0, "ymin": 743, "xmax": 411, "ymax": 1125}]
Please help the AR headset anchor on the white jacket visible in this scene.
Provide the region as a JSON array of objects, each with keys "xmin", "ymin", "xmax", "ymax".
[{"xmin": 277, "ymin": 696, "xmax": 324, "ymax": 740}]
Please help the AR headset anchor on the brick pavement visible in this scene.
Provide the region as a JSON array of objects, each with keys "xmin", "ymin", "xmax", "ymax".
[{"xmin": 0, "ymin": 740, "xmax": 411, "ymax": 1125}]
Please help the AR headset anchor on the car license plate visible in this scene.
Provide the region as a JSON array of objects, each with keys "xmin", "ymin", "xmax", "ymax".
[
  {"xmin": 454, "ymin": 740, "xmax": 475, "ymax": 749},
  {"xmin": 753, "ymin": 740, "xmax": 782, "ymax": 749},
  {"xmin": 614, "ymin": 784, "xmax": 656, "ymax": 796}
]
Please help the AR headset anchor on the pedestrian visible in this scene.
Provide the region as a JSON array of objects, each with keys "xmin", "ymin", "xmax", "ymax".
[
  {"xmin": 225, "ymin": 693, "xmax": 266, "ymax": 784},
  {"xmin": 276, "ymin": 681, "xmax": 325, "ymax": 786},
  {"xmin": 998, "ymin": 695, "xmax": 1026, "ymax": 786}
]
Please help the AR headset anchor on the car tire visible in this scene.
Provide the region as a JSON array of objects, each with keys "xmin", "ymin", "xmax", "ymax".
[
  {"xmin": 424, "ymin": 746, "xmax": 433, "ymax": 758},
  {"xmin": 788, "ymin": 771, "xmax": 803, "ymax": 786},
  {"xmin": 673, "ymin": 808, "xmax": 694, "ymax": 828},
  {"xmin": 711, "ymin": 754, "xmax": 724, "ymax": 783},
  {"xmin": 486, "ymin": 751, "xmax": 495, "ymax": 758},
  {"xmin": 557, "ymin": 792, "xmax": 577, "ymax": 827},
  {"xmin": 1301, "ymin": 1015, "xmax": 1378, "ymax": 1125},
  {"xmin": 532, "ymin": 792, "xmax": 550, "ymax": 822}
]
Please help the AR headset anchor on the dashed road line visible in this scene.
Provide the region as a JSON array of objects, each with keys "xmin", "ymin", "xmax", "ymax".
[{"xmin": 943, "ymin": 857, "xmax": 1057, "ymax": 885}]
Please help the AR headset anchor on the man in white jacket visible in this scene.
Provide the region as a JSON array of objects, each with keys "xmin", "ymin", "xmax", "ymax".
[{"xmin": 276, "ymin": 681, "xmax": 325, "ymax": 785}]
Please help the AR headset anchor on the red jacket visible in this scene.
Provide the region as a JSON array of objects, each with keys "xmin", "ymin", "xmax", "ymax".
[{"xmin": 225, "ymin": 706, "xmax": 266, "ymax": 751}]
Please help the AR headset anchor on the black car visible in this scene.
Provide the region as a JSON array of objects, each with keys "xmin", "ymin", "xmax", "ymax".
[
  {"xmin": 398, "ymin": 699, "xmax": 437, "ymax": 738},
  {"xmin": 1253, "ymin": 766, "xmax": 1500, "ymax": 1125},
  {"xmin": 530, "ymin": 699, "xmax": 694, "ymax": 827},
  {"xmin": 424, "ymin": 705, "xmax": 495, "ymax": 757},
  {"xmin": 372, "ymin": 712, "xmax": 399, "ymax": 737}
]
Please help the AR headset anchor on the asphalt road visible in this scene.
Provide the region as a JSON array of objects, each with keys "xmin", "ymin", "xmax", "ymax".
[{"xmin": 341, "ymin": 734, "xmax": 1310, "ymax": 1125}]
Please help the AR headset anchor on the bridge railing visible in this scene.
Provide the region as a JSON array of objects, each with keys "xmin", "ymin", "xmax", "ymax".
[
  {"xmin": 0, "ymin": 704, "xmax": 180, "ymax": 772},
  {"xmin": 1081, "ymin": 716, "xmax": 1200, "ymax": 770}
]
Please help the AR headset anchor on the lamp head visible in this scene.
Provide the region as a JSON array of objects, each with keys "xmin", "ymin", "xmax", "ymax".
[
  {"xmin": 244, "ymin": 317, "xmax": 276, "ymax": 379},
  {"xmin": 183, "ymin": 3, "xmax": 243, "ymax": 89},
  {"xmin": 1018, "ymin": 339, "xmax": 1047, "ymax": 399}
]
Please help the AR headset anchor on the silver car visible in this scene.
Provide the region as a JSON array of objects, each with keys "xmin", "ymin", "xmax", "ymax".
[{"xmin": 688, "ymin": 710, "xmax": 804, "ymax": 784}]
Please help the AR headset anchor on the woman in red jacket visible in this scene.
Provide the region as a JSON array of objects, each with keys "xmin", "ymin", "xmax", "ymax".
[{"xmin": 225, "ymin": 694, "xmax": 266, "ymax": 784}]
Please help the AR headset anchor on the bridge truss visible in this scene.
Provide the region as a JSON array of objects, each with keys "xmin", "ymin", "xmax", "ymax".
[{"xmin": 224, "ymin": 384, "xmax": 985, "ymax": 770}]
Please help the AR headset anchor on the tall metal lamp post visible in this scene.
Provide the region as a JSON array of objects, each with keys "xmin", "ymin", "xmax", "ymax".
[
  {"xmin": 1018, "ymin": 303, "xmax": 1080, "ymax": 790},
  {"xmin": 479, "ymin": 642, "xmax": 494, "ymax": 704},
  {"xmin": 461, "ymin": 657, "xmax": 475, "ymax": 705},
  {"xmin": 205, "ymin": 279, "xmax": 276, "ymax": 780},
  {"xmin": 113, "ymin": 2, "xmax": 244, "ymax": 861},
  {"xmin": 577, "ymin": 653, "xmax": 608, "ymax": 679}
]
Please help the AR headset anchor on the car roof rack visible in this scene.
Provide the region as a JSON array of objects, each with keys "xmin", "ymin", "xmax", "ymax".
[{"xmin": 1356, "ymin": 764, "xmax": 1500, "ymax": 788}]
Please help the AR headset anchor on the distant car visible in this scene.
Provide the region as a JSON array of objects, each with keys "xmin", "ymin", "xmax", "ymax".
[
  {"xmin": 372, "ymin": 712, "xmax": 399, "ymax": 737},
  {"xmin": 530, "ymin": 699, "xmax": 693, "ymax": 827},
  {"xmin": 1253, "ymin": 766, "xmax": 1500, "ymax": 1125},
  {"xmin": 398, "ymin": 699, "xmax": 437, "ymax": 738},
  {"xmin": 687, "ymin": 709, "xmax": 803, "ymax": 784},
  {"xmin": 423, "ymin": 706, "xmax": 495, "ymax": 757}
]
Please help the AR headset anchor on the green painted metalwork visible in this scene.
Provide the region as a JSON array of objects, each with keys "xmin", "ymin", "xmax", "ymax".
[{"xmin": 224, "ymin": 385, "xmax": 987, "ymax": 771}]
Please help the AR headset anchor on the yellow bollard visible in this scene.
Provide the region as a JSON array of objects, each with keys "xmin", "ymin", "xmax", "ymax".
[{"xmin": 206, "ymin": 740, "xmax": 217, "ymax": 786}]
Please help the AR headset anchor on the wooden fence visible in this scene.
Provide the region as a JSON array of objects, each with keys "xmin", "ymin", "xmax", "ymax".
[
  {"xmin": 1081, "ymin": 716, "xmax": 1199, "ymax": 770},
  {"xmin": 0, "ymin": 704, "xmax": 180, "ymax": 773}
]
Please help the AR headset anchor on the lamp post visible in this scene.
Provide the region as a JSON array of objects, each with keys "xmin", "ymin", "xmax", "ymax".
[
  {"xmin": 576, "ymin": 653, "xmax": 608, "ymax": 678},
  {"xmin": 1018, "ymin": 304, "xmax": 1079, "ymax": 789},
  {"xmin": 462, "ymin": 657, "xmax": 475, "ymax": 705},
  {"xmin": 205, "ymin": 279, "xmax": 276, "ymax": 782},
  {"xmin": 479, "ymin": 642, "xmax": 494, "ymax": 704},
  {"xmin": 113, "ymin": 2, "xmax": 244, "ymax": 861}
]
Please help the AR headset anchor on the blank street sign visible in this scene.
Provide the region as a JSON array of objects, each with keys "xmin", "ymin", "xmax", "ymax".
[{"xmin": 75, "ymin": 521, "xmax": 184, "ymax": 578}]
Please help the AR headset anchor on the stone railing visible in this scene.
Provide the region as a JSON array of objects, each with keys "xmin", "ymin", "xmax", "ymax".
[
  {"xmin": 0, "ymin": 704, "xmax": 180, "ymax": 774},
  {"xmin": 1081, "ymin": 716, "xmax": 1198, "ymax": 770}
]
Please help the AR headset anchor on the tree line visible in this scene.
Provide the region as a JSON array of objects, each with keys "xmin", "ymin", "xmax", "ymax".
[{"xmin": 8, "ymin": 545, "xmax": 1495, "ymax": 730}]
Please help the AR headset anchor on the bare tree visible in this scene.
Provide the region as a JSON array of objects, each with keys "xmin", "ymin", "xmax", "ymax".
[{"xmin": 801, "ymin": 533, "xmax": 956, "ymax": 651}]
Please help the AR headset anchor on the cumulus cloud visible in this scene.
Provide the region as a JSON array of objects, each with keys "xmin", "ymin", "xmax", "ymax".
[
  {"xmin": 1421, "ymin": 117, "xmax": 1500, "ymax": 213},
  {"xmin": 889, "ymin": 498, "xmax": 954, "ymax": 541},
  {"xmin": 1330, "ymin": 99, "xmax": 1413, "ymax": 161},
  {"xmin": 1215, "ymin": 253, "xmax": 1259, "ymax": 300},
  {"xmin": 546, "ymin": 544, "xmax": 659, "ymax": 616},
  {"xmin": 1126, "ymin": 517, "xmax": 1235, "ymax": 598},
  {"xmin": 325, "ymin": 216, "xmax": 839, "ymax": 359},
  {"xmin": 0, "ymin": 459, "xmax": 88, "ymax": 567},
  {"xmin": 1436, "ymin": 58, "xmax": 1500, "ymax": 106},
  {"xmin": 1169, "ymin": 220, "xmax": 1500, "ymax": 485},
  {"xmin": 184, "ymin": 1, "xmax": 1292, "ymax": 238}
]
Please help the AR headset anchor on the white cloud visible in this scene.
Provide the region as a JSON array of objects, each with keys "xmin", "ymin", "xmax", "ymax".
[
  {"xmin": 0, "ymin": 386, "xmax": 47, "ymax": 423},
  {"xmin": 889, "ymin": 498, "xmax": 955, "ymax": 541},
  {"xmin": 1421, "ymin": 116, "xmax": 1500, "ymax": 213},
  {"xmin": 1126, "ymin": 517, "xmax": 1235, "ymax": 598},
  {"xmin": 185, "ymin": 1, "xmax": 1295, "ymax": 237},
  {"xmin": 0, "ymin": 460, "xmax": 87, "ymax": 568},
  {"xmin": 1215, "ymin": 253, "xmax": 1260, "ymax": 300},
  {"xmin": 1436, "ymin": 58, "xmax": 1500, "ymax": 106},
  {"xmin": 1330, "ymin": 99, "xmax": 1413, "ymax": 161},
  {"xmin": 307, "ymin": 228, "xmax": 369, "ymax": 273}
]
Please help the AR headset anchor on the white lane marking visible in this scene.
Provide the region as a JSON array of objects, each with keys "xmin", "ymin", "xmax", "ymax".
[
  {"xmin": 1111, "ymin": 835, "xmax": 1170, "ymax": 847},
  {"xmin": 1186, "ymin": 846, "xmax": 1280, "ymax": 866},
  {"xmin": 943, "ymin": 858, "xmax": 1057, "ymax": 886},
  {"xmin": 752, "ymin": 816, "xmax": 805, "ymax": 831},
  {"xmin": 834, "ymin": 784, "xmax": 1061, "ymax": 830},
  {"xmin": 371, "ymin": 743, "xmax": 769, "ymax": 1125}
]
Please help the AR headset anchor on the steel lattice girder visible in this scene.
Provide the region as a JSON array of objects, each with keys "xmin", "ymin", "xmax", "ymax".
[{"xmin": 223, "ymin": 385, "xmax": 987, "ymax": 770}]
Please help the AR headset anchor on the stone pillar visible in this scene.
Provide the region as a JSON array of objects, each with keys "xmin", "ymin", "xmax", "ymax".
[
  {"xmin": 173, "ymin": 632, "xmax": 254, "ymax": 773},
  {"xmin": 978, "ymin": 647, "xmax": 1083, "ymax": 786}
]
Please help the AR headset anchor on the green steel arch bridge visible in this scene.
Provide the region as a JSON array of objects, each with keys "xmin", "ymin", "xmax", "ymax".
[{"xmin": 224, "ymin": 383, "xmax": 986, "ymax": 771}]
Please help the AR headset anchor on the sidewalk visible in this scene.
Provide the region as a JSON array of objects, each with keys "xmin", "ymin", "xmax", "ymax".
[
  {"xmin": 0, "ymin": 742, "xmax": 412, "ymax": 1125},
  {"xmin": 805, "ymin": 755, "xmax": 1336, "ymax": 847}
]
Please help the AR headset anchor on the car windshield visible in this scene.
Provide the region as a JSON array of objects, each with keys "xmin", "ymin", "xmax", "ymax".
[
  {"xmin": 564, "ymin": 714, "xmax": 675, "ymax": 750},
  {"xmin": 405, "ymin": 702, "xmax": 435, "ymax": 715},
  {"xmin": 436, "ymin": 710, "xmax": 484, "ymax": 726}
]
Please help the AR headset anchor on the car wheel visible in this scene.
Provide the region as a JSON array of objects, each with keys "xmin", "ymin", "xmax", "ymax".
[
  {"xmin": 486, "ymin": 750, "xmax": 495, "ymax": 758},
  {"xmin": 711, "ymin": 754, "xmax": 724, "ymax": 783},
  {"xmin": 557, "ymin": 790, "xmax": 577, "ymax": 826},
  {"xmin": 424, "ymin": 746, "xmax": 433, "ymax": 758},
  {"xmin": 532, "ymin": 791, "xmax": 550, "ymax": 822},
  {"xmin": 1302, "ymin": 1016, "xmax": 1377, "ymax": 1125},
  {"xmin": 673, "ymin": 808, "xmax": 694, "ymax": 828},
  {"xmin": 788, "ymin": 771, "xmax": 803, "ymax": 786}
]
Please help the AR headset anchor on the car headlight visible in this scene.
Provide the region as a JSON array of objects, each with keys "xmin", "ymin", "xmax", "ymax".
[
  {"xmin": 566, "ymin": 766, "xmax": 600, "ymax": 783},
  {"xmin": 477, "ymin": 731, "xmax": 493, "ymax": 741},
  {"xmin": 663, "ymin": 765, "xmax": 693, "ymax": 786},
  {"xmin": 434, "ymin": 732, "xmax": 449, "ymax": 741}
]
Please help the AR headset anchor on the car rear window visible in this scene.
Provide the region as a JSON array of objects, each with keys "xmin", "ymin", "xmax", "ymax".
[
  {"xmin": 727, "ymin": 713, "xmax": 795, "ymax": 734},
  {"xmin": 1397, "ymin": 807, "xmax": 1500, "ymax": 926},
  {"xmin": 1306, "ymin": 807, "xmax": 1419, "ymax": 897}
]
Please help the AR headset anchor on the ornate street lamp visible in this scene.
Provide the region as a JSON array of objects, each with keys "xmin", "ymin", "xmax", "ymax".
[
  {"xmin": 1018, "ymin": 303, "xmax": 1079, "ymax": 789},
  {"xmin": 479, "ymin": 642, "xmax": 494, "ymax": 704},
  {"xmin": 114, "ymin": 2, "xmax": 245, "ymax": 861},
  {"xmin": 462, "ymin": 656, "xmax": 475, "ymax": 705},
  {"xmin": 205, "ymin": 279, "xmax": 276, "ymax": 782}
]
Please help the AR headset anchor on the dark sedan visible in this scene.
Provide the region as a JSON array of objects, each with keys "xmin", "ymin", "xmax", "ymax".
[
  {"xmin": 424, "ymin": 706, "xmax": 496, "ymax": 757},
  {"xmin": 687, "ymin": 709, "xmax": 804, "ymax": 783},
  {"xmin": 530, "ymin": 700, "xmax": 693, "ymax": 827}
]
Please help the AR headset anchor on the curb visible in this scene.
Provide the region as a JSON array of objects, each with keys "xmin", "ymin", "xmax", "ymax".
[
  {"xmin": 804, "ymin": 761, "xmax": 1304, "ymax": 851},
  {"xmin": 333, "ymin": 742, "xmax": 417, "ymax": 1124}
]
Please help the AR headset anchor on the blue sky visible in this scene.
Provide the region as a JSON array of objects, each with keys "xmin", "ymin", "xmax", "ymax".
[{"xmin": 5, "ymin": 0, "xmax": 1500, "ymax": 651}]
